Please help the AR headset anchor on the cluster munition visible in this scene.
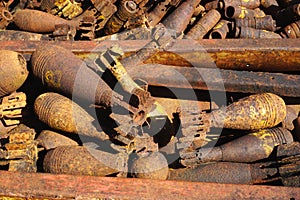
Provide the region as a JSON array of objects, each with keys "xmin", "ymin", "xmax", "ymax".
[{"xmin": 0, "ymin": 0, "xmax": 299, "ymax": 189}]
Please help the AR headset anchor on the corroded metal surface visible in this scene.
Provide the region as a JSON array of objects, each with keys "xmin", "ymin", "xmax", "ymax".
[{"xmin": 0, "ymin": 170, "xmax": 299, "ymax": 199}]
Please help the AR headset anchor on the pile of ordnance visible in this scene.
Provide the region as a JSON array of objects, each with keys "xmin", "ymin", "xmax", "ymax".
[{"xmin": 0, "ymin": 0, "xmax": 300, "ymax": 190}]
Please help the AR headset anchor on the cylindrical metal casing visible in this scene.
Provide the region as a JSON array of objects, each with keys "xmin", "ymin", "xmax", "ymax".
[
  {"xmin": 281, "ymin": 20, "xmax": 300, "ymax": 38},
  {"xmin": 34, "ymin": 92, "xmax": 109, "ymax": 140},
  {"xmin": 235, "ymin": 15, "xmax": 276, "ymax": 31},
  {"xmin": 218, "ymin": 0, "xmax": 261, "ymax": 9},
  {"xmin": 0, "ymin": 50, "xmax": 28, "ymax": 97},
  {"xmin": 30, "ymin": 44, "xmax": 118, "ymax": 107},
  {"xmin": 237, "ymin": 26, "xmax": 282, "ymax": 38},
  {"xmin": 147, "ymin": 0, "xmax": 171, "ymax": 27},
  {"xmin": 209, "ymin": 20, "xmax": 231, "ymax": 39},
  {"xmin": 43, "ymin": 146, "xmax": 121, "ymax": 176},
  {"xmin": 186, "ymin": 9, "xmax": 221, "ymax": 39},
  {"xmin": 225, "ymin": 6, "xmax": 266, "ymax": 19},
  {"xmin": 162, "ymin": 0, "xmax": 201, "ymax": 33},
  {"xmin": 210, "ymin": 93, "xmax": 286, "ymax": 130}
]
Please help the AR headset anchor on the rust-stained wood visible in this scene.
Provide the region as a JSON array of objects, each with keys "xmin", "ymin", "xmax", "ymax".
[
  {"xmin": 0, "ymin": 170, "xmax": 299, "ymax": 199},
  {"xmin": 0, "ymin": 39, "xmax": 300, "ymax": 72}
]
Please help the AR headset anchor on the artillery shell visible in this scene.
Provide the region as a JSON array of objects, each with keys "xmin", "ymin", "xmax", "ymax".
[
  {"xmin": 281, "ymin": 20, "xmax": 300, "ymax": 38},
  {"xmin": 37, "ymin": 130, "xmax": 79, "ymax": 150},
  {"xmin": 210, "ymin": 93, "xmax": 286, "ymax": 130},
  {"xmin": 225, "ymin": 6, "xmax": 266, "ymax": 19},
  {"xmin": 186, "ymin": 9, "xmax": 221, "ymax": 39},
  {"xmin": 209, "ymin": 20, "xmax": 231, "ymax": 39},
  {"xmin": 218, "ymin": 0, "xmax": 261, "ymax": 9},
  {"xmin": 13, "ymin": 9, "xmax": 78, "ymax": 33},
  {"xmin": 43, "ymin": 146, "xmax": 121, "ymax": 176},
  {"xmin": 237, "ymin": 26, "xmax": 282, "ymax": 38},
  {"xmin": 168, "ymin": 162, "xmax": 277, "ymax": 184},
  {"xmin": 0, "ymin": 50, "xmax": 28, "ymax": 97},
  {"xmin": 130, "ymin": 152, "xmax": 169, "ymax": 180},
  {"xmin": 0, "ymin": 30, "xmax": 49, "ymax": 41},
  {"xmin": 34, "ymin": 92, "xmax": 109, "ymax": 141},
  {"xmin": 162, "ymin": 0, "xmax": 201, "ymax": 33},
  {"xmin": 180, "ymin": 127, "xmax": 293, "ymax": 166},
  {"xmin": 30, "ymin": 44, "xmax": 120, "ymax": 107},
  {"xmin": 235, "ymin": 15, "xmax": 276, "ymax": 31}
]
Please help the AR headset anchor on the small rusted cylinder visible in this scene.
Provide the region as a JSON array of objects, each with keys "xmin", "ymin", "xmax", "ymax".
[
  {"xmin": 0, "ymin": 30, "xmax": 49, "ymax": 41},
  {"xmin": 147, "ymin": 0, "xmax": 171, "ymax": 27},
  {"xmin": 43, "ymin": 146, "xmax": 121, "ymax": 176},
  {"xmin": 205, "ymin": 0, "xmax": 219, "ymax": 10},
  {"xmin": 162, "ymin": 0, "xmax": 201, "ymax": 33},
  {"xmin": 237, "ymin": 26, "xmax": 282, "ymax": 38},
  {"xmin": 210, "ymin": 93, "xmax": 286, "ymax": 130},
  {"xmin": 186, "ymin": 9, "xmax": 221, "ymax": 39},
  {"xmin": 30, "ymin": 45, "xmax": 120, "ymax": 108},
  {"xmin": 34, "ymin": 93, "xmax": 109, "ymax": 141},
  {"xmin": 235, "ymin": 15, "xmax": 276, "ymax": 31},
  {"xmin": 130, "ymin": 152, "xmax": 169, "ymax": 180},
  {"xmin": 281, "ymin": 20, "xmax": 300, "ymax": 38},
  {"xmin": 37, "ymin": 130, "xmax": 79, "ymax": 150},
  {"xmin": 218, "ymin": 0, "xmax": 261, "ymax": 9},
  {"xmin": 260, "ymin": 0, "xmax": 279, "ymax": 8},
  {"xmin": 209, "ymin": 20, "xmax": 231, "ymax": 39},
  {"xmin": 181, "ymin": 127, "xmax": 293, "ymax": 166},
  {"xmin": 13, "ymin": 9, "xmax": 78, "ymax": 33},
  {"xmin": 0, "ymin": 50, "xmax": 28, "ymax": 97},
  {"xmin": 225, "ymin": 6, "xmax": 266, "ymax": 19},
  {"xmin": 272, "ymin": 3, "xmax": 300, "ymax": 26},
  {"xmin": 168, "ymin": 162, "xmax": 277, "ymax": 184}
]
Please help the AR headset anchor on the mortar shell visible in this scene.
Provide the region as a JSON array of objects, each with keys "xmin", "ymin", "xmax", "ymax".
[
  {"xmin": 13, "ymin": 9, "xmax": 78, "ymax": 33},
  {"xmin": 184, "ymin": 127, "xmax": 293, "ymax": 165},
  {"xmin": 238, "ymin": 26, "xmax": 282, "ymax": 38},
  {"xmin": 209, "ymin": 20, "xmax": 231, "ymax": 39},
  {"xmin": 225, "ymin": 6, "xmax": 265, "ymax": 19},
  {"xmin": 37, "ymin": 130, "xmax": 79, "ymax": 150},
  {"xmin": 34, "ymin": 92, "xmax": 109, "ymax": 141},
  {"xmin": 0, "ymin": 50, "xmax": 28, "ymax": 97},
  {"xmin": 186, "ymin": 9, "xmax": 221, "ymax": 39},
  {"xmin": 43, "ymin": 146, "xmax": 120, "ymax": 176},
  {"xmin": 235, "ymin": 15, "xmax": 276, "ymax": 31},
  {"xmin": 210, "ymin": 93, "xmax": 286, "ymax": 130},
  {"xmin": 130, "ymin": 152, "xmax": 169, "ymax": 180},
  {"xmin": 30, "ymin": 44, "xmax": 116, "ymax": 107},
  {"xmin": 218, "ymin": 0, "xmax": 261, "ymax": 9},
  {"xmin": 162, "ymin": 0, "xmax": 201, "ymax": 33}
]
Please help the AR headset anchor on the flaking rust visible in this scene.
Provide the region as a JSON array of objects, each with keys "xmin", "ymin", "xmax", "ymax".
[
  {"xmin": 209, "ymin": 93, "xmax": 287, "ymax": 130},
  {"xmin": 180, "ymin": 127, "xmax": 293, "ymax": 166},
  {"xmin": 43, "ymin": 146, "xmax": 124, "ymax": 176},
  {"xmin": 0, "ymin": 50, "xmax": 28, "ymax": 97},
  {"xmin": 34, "ymin": 92, "xmax": 109, "ymax": 141}
]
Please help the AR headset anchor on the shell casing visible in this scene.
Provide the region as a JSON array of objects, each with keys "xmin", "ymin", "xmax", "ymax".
[
  {"xmin": 210, "ymin": 93, "xmax": 286, "ymax": 130},
  {"xmin": 0, "ymin": 50, "xmax": 28, "ymax": 97},
  {"xmin": 237, "ymin": 26, "xmax": 282, "ymax": 38},
  {"xmin": 130, "ymin": 152, "xmax": 169, "ymax": 180},
  {"xmin": 235, "ymin": 15, "xmax": 277, "ymax": 31},
  {"xmin": 186, "ymin": 9, "xmax": 221, "ymax": 39},
  {"xmin": 162, "ymin": 0, "xmax": 201, "ymax": 34},
  {"xmin": 180, "ymin": 127, "xmax": 293, "ymax": 166},
  {"xmin": 43, "ymin": 146, "xmax": 122, "ymax": 176},
  {"xmin": 30, "ymin": 44, "xmax": 120, "ymax": 108},
  {"xmin": 37, "ymin": 130, "xmax": 79, "ymax": 150},
  {"xmin": 281, "ymin": 20, "xmax": 300, "ymax": 38},
  {"xmin": 225, "ymin": 6, "xmax": 266, "ymax": 19},
  {"xmin": 13, "ymin": 9, "xmax": 78, "ymax": 33},
  {"xmin": 147, "ymin": 0, "xmax": 171, "ymax": 27},
  {"xmin": 209, "ymin": 20, "xmax": 231, "ymax": 39},
  {"xmin": 218, "ymin": 0, "xmax": 261, "ymax": 9},
  {"xmin": 34, "ymin": 92, "xmax": 109, "ymax": 141}
]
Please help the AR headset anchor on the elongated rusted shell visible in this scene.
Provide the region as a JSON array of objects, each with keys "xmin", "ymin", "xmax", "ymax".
[
  {"xmin": 180, "ymin": 127, "xmax": 293, "ymax": 166},
  {"xmin": 210, "ymin": 93, "xmax": 287, "ymax": 130},
  {"xmin": 30, "ymin": 44, "xmax": 117, "ymax": 108},
  {"xmin": 37, "ymin": 130, "xmax": 79, "ymax": 150},
  {"xmin": 281, "ymin": 20, "xmax": 300, "ymax": 38},
  {"xmin": 0, "ymin": 50, "xmax": 28, "ymax": 97},
  {"xmin": 13, "ymin": 9, "xmax": 78, "ymax": 33},
  {"xmin": 218, "ymin": 0, "xmax": 261, "ymax": 9},
  {"xmin": 43, "ymin": 146, "xmax": 121, "ymax": 176},
  {"xmin": 237, "ymin": 26, "xmax": 282, "ymax": 38},
  {"xmin": 225, "ymin": 6, "xmax": 265, "ymax": 19},
  {"xmin": 130, "ymin": 152, "xmax": 169, "ymax": 180},
  {"xmin": 34, "ymin": 92, "xmax": 109, "ymax": 141},
  {"xmin": 235, "ymin": 15, "xmax": 276, "ymax": 31}
]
